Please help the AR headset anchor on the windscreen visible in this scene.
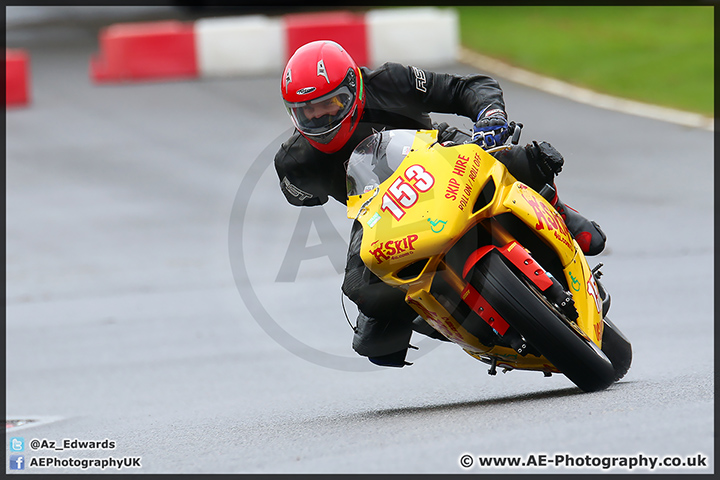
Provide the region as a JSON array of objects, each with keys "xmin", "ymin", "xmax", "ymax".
[{"xmin": 346, "ymin": 129, "xmax": 417, "ymax": 197}]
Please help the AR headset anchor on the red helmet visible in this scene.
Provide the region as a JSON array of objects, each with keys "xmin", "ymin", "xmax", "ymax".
[{"xmin": 281, "ymin": 40, "xmax": 365, "ymax": 154}]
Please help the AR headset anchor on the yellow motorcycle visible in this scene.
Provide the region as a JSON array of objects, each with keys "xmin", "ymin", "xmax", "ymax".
[{"xmin": 346, "ymin": 126, "xmax": 631, "ymax": 392}]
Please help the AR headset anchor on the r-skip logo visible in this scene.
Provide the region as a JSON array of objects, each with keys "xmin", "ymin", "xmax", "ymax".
[{"xmin": 10, "ymin": 455, "xmax": 25, "ymax": 470}]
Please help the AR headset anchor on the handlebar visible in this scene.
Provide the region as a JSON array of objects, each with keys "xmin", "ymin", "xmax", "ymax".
[{"xmin": 510, "ymin": 122, "xmax": 523, "ymax": 145}]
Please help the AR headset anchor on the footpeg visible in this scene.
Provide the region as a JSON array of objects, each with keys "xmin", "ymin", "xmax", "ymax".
[
  {"xmin": 488, "ymin": 357, "xmax": 498, "ymax": 376},
  {"xmin": 592, "ymin": 263, "xmax": 611, "ymax": 317}
]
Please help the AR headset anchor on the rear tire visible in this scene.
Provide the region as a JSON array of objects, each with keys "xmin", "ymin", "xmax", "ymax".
[
  {"xmin": 601, "ymin": 316, "xmax": 632, "ymax": 381},
  {"xmin": 469, "ymin": 251, "xmax": 616, "ymax": 392}
]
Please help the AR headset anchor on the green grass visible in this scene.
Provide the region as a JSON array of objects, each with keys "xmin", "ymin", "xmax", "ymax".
[{"xmin": 455, "ymin": 6, "xmax": 713, "ymax": 116}]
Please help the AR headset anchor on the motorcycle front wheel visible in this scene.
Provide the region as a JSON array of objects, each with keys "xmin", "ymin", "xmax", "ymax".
[{"xmin": 468, "ymin": 250, "xmax": 616, "ymax": 392}]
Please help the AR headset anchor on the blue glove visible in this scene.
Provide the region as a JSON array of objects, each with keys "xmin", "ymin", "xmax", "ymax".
[{"xmin": 472, "ymin": 107, "xmax": 510, "ymax": 149}]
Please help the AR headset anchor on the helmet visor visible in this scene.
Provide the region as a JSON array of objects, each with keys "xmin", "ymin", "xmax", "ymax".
[
  {"xmin": 283, "ymin": 69, "xmax": 358, "ymax": 144},
  {"xmin": 285, "ymin": 86, "xmax": 355, "ymax": 140}
]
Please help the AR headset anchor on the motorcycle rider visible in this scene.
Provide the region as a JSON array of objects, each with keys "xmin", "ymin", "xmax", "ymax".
[{"xmin": 274, "ymin": 40, "xmax": 606, "ymax": 367}]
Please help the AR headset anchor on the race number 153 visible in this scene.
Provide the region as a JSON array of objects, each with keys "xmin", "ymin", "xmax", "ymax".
[{"xmin": 381, "ymin": 165, "xmax": 434, "ymax": 220}]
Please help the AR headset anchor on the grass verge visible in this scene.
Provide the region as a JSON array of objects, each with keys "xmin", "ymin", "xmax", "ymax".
[{"xmin": 455, "ymin": 6, "xmax": 713, "ymax": 116}]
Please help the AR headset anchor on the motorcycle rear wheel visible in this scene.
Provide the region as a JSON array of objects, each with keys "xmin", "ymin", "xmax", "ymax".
[
  {"xmin": 601, "ymin": 316, "xmax": 632, "ymax": 382},
  {"xmin": 468, "ymin": 251, "xmax": 616, "ymax": 392}
]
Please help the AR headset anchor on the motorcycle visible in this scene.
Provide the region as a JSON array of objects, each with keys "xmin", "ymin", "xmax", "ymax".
[{"xmin": 345, "ymin": 125, "xmax": 631, "ymax": 392}]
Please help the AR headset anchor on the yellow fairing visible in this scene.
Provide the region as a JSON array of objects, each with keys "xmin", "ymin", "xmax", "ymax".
[
  {"xmin": 502, "ymin": 182, "xmax": 576, "ymax": 266},
  {"xmin": 502, "ymin": 182, "xmax": 604, "ymax": 346},
  {"xmin": 348, "ymin": 130, "xmax": 508, "ymax": 285},
  {"xmin": 347, "ymin": 130, "xmax": 603, "ymax": 370},
  {"xmin": 563, "ymin": 252, "xmax": 604, "ymax": 346}
]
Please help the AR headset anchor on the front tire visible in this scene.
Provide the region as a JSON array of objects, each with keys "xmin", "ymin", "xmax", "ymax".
[{"xmin": 469, "ymin": 251, "xmax": 616, "ymax": 392}]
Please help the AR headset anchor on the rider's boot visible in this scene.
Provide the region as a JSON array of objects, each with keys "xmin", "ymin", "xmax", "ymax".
[
  {"xmin": 550, "ymin": 191, "xmax": 607, "ymax": 256},
  {"xmin": 352, "ymin": 312, "xmax": 414, "ymax": 368}
]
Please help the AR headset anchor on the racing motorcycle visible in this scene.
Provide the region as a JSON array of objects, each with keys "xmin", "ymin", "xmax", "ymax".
[{"xmin": 345, "ymin": 125, "xmax": 631, "ymax": 392}]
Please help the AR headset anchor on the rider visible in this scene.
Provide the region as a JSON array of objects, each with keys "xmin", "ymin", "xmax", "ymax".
[{"xmin": 274, "ymin": 40, "xmax": 606, "ymax": 367}]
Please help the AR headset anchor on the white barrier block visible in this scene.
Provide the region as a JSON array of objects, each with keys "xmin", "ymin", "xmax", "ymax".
[
  {"xmin": 195, "ymin": 15, "xmax": 284, "ymax": 77},
  {"xmin": 366, "ymin": 7, "xmax": 459, "ymax": 69}
]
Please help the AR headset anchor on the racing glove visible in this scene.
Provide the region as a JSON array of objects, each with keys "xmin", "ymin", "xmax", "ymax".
[{"xmin": 472, "ymin": 106, "xmax": 510, "ymax": 149}]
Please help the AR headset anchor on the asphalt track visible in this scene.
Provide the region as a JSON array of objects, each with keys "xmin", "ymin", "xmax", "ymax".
[{"xmin": 6, "ymin": 9, "xmax": 714, "ymax": 474}]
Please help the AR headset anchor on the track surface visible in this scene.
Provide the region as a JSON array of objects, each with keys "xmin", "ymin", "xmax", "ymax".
[{"xmin": 6, "ymin": 8, "xmax": 714, "ymax": 474}]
